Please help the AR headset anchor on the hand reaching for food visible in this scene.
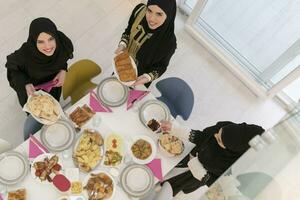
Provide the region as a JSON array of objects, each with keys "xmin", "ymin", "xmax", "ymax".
[
  {"xmin": 160, "ymin": 120, "xmax": 172, "ymax": 132},
  {"xmin": 25, "ymin": 83, "xmax": 36, "ymax": 97},
  {"xmin": 115, "ymin": 43, "xmax": 126, "ymax": 54},
  {"xmin": 53, "ymin": 70, "xmax": 66, "ymax": 87},
  {"xmin": 132, "ymin": 75, "xmax": 150, "ymax": 86}
]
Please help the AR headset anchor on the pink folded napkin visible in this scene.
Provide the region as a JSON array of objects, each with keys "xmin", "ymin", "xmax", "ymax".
[
  {"xmin": 127, "ymin": 89, "xmax": 150, "ymax": 110},
  {"xmin": 0, "ymin": 194, "xmax": 3, "ymax": 200},
  {"xmin": 89, "ymin": 91, "xmax": 112, "ymax": 113},
  {"xmin": 146, "ymin": 158, "xmax": 163, "ymax": 182},
  {"xmin": 29, "ymin": 134, "xmax": 49, "ymax": 159},
  {"xmin": 34, "ymin": 80, "xmax": 58, "ymax": 92}
]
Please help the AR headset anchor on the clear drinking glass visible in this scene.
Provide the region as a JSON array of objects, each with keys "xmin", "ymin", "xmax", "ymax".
[
  {"xmin": 92, "ymin": 115, "xmax": 102, "ymax": 128},
  {"xmin": 62, "ymin": 148, "xmax": 71, "ymax": 160},
  {"xmin": 0, "ymin": 184, "xmax": 7, "ymax": 199}
]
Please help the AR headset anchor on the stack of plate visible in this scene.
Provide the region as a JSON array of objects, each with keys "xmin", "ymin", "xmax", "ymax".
[
  {"xmin": 96, "ymin": 77, "xmax": 129, "ymax": 107},
  {"xmin": 40, "ymin": 119, "xmax": 75, "ymax": 152},
  {"xmin": 0, "ymin": 151, "xmax": 29, "ymax": 185},
  {"xmin": 120, "ymin": 164, "xmax": 154, "ymax": 198},
  {"xmin": 139, "ymin": 100, "xmax": 170, "ymax": 128}
]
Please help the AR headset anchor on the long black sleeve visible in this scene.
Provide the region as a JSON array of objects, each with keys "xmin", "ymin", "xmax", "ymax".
[
  {"xmin": 6, "ymin": 54, "xmax": 30, "ymax": 107},
  {"xmin": 120, "ymin": 3, "xmax": 145, "ymax": 46},
  {"xmin": 144, "ymin": 43, "xmax": 176, "ymax": 80},
  {"xmin": 6, "ymin": 53, "xmax": 30, "ymax": 88}
]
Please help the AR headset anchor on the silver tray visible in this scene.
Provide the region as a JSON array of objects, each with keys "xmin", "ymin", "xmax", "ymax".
[
  {"xmin": 40, "ymin": 119, "xmax": 76, "ymax": 152},
  {"xmin": 96, "ymin": 77, "xmax": 129, "ymax": 107},
  {"xmin": 139, "ymin": 100, "xmax": 170, "ymax": 128},
  {"xmin": 0, "ymin": 151, "xmax": 29, "ymax": 185},
  {"xmin": 120, "ymin": 164, "xmax": 154, "ymax": 198}
]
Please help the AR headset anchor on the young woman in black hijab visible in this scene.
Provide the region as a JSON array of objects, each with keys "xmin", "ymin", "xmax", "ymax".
[
  {"xmin": 115, "ymin": 0, "xmax": 177, "ymax": 87},
  {"xmin": 5, "ymin": 17, "xmax": 73, "ymax": 140},
  {"xmin": 160, "ymin": 121, "xmax": 265, "ymax": 196}
]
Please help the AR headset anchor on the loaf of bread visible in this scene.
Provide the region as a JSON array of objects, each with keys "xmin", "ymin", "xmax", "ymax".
[{"xmin": 114, "ymin": 51, "xmax": 137, "ymax": 82}]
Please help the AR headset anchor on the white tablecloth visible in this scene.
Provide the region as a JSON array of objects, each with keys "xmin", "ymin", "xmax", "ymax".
[{"xmin": 6, "ymin": 88, "xmax": 195, "ymax": 200}]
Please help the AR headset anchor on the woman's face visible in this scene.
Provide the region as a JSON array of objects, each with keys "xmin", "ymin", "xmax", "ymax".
[
  {"xmin": 146, "ymin": 5, "xmax": 167, "ymax": 30},
  {"xmin": 214, "ymin": 128, "xmax": 226, "ymax": 149},
  {"xmin": 36, "ymin": 32, "xmax": 56, "ymax": 56}
]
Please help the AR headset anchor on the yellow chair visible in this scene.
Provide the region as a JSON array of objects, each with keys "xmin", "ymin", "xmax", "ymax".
[{"xmin": 63, "ymin": 59, "xmax": 101, "ymax": 104}]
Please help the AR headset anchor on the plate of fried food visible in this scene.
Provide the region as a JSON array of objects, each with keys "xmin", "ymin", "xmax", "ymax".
[
  {"xmin": 83, "ymin": 170, "xmax": 115, "ymax": 200},
  {"xmin": 23, "ymin": 90, "xmax": 62, "ymax": 125},
  {"xmin": 113, "ymin": 50, "xmax": 137, "ymax": 86},
  {"xmin": 102, "ymin": 134, "xmax": 124, "ymax": 167},
  {"xmin": 129, "ymin": 135, "xmax": 156, "ymax": 165},
  {"xmin": 31, "ymin": 153, "xmax": 62, "ymax": 184},
  {"xmin": 158, "ymin": 133, "xmax": 184, "ymax": 157},
  {"xmin": 73, "ymin": 129, "xmax": 104, "ymax": 172},
  {"xmin": 69, "ymin": 104, "xmax": 95, "ymax": 127},
  {"xmin": 7, "ymin": 188, "xmax": 27, "ymax": 200}
]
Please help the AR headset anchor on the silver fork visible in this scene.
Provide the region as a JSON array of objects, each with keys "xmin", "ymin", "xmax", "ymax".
[{"xmin": 90, "ymin": 190, "xmax": 98, "ymax": 200}]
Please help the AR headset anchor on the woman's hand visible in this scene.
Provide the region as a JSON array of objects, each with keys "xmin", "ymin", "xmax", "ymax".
[
  {"xmin": 132, "ymin": 75, "xmax": 150, "ymax": 86},
  {"xmin": 115, "ymin": 44, "xmax": 126, "ymax": 55},
  {"xmin": 53, "ymin": 70, "xmax": 66, "ymax": 87},
  {"xmin": 25, "ymin": 83, "xmax": 36, "ymax": 97},
  {"xmin": 160, "ymin": 120, "xmax": 172, "ymax": 132},
  {"xmin": 189, "ymin": 152, "xmax": 198, "ymax": 160}
]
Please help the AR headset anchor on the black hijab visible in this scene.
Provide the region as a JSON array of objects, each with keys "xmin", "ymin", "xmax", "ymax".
[
  {"xmin": 221, "ymin": 123, "xmax": 265, "ymax": 152},
  {"xmin": 197, "ymin": 122, "xmax": 265, "ymax": 176},
  {"xmin": 136, "ymin": 0, "xmax": 177, "ymax": 73},
  {"xmin": 6, "ymin": 17, "xmax": 73, "ymax": 85}
]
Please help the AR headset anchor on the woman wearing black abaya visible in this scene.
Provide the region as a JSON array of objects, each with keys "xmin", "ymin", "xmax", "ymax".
[
  {"xmin": 115, "ymin": 0, "xmax": 177, "ymax": 87},
  {"xmin": 5, "ymin": 17, "xmax": 73, "ymax": 140},
  {"xmin": 160, "ymin": 121, "xmax": 265, "ymax": 196}
]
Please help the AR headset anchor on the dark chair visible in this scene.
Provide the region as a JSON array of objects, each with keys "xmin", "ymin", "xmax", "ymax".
[{"xmin": 156, "ymin": 77, "xmax": 194, "ymax": 120}]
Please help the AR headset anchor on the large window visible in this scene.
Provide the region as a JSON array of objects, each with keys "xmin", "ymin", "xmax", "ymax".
[{"xmin": 184, "ymin": 0, "xmax": 300, "ymax": 105}]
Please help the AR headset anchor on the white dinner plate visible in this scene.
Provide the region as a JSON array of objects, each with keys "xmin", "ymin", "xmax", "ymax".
[
  {"xmin": 30, "ymin": 153, "xmax": 63, "ymax": 184},
  {"xmin": 0, "ymin": 151, "xmax": 29, "ymax": 185},
  {"xmin": 139, "ymin": 100, "xmax": 170, "ymax": 128},
  {"xmin": 129, "ymin": 135, "xmax": 157, "ymax": 165},
  {"xmin": 40, "ymin": 119, "xmax": 75, "ymax": 152},
  {"xmin": 96, "ymin": 77, "xmax": 129, "ymax": 107},
  {"xmin": 120, "ymin": 164, "xmax": 154, "ymax": 198},
  {"xmin": 113, "ymin": 55, "xmax": 138, "ymax": 86}
]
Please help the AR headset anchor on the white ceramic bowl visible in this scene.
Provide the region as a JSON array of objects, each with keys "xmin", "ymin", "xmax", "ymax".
[{"xmin": 129, "ymin": 135, "xmax": 157, "ymax": 165}]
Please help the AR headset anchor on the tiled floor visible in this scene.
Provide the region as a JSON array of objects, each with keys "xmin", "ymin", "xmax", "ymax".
[{"xmin": 0, "ymin": 0, "xmax": 287, "ymax": 199}]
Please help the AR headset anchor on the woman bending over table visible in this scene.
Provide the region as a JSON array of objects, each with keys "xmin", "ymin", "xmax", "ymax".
[
  {"xmin": 160, "ymin": 120, "xmax": 265, "ymax": 196},
  {"xmin": 115, "ymin": 0, "xmax": 177, "ymax": 87},
  {"xmin": 5, "ymin": 17, "xmax": 73, "ymax": 140}
]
